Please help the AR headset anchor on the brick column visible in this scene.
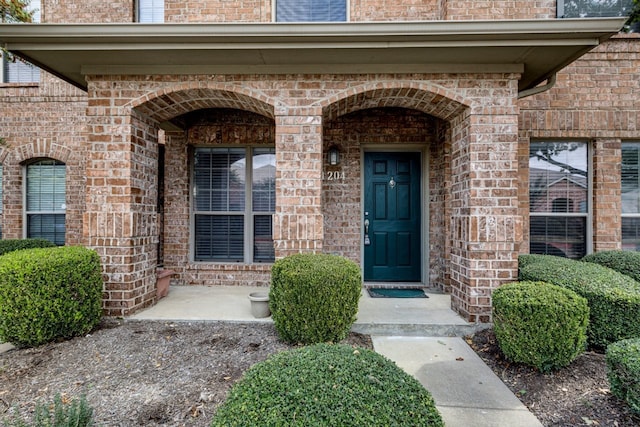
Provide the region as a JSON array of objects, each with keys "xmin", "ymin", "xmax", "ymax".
[
  {"xmin": 592, "ymin": 138, "xmax": 621, "ymax": 252},
  {"xmin": 85, "ymin": 82, "xmax": 159, "ymax": 316},
  {"xmin": 449, "ymin": 108, "xmax": 521, "ymax": 323},
  {"xmin": 273, "ymin": 107, "xmax": 324, "ymax": 257}
]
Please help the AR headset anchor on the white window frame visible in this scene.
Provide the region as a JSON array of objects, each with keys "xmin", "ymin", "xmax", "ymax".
[
  {"xmin": 273, "ymin": 0, "xmax": 349, "ymax": 22},
  {"xmin": 529, "ymin": 140, "xmax": 592, "ymax": 258},
  {"xmin": 23, "ymin": 159, "xmax": 66, "ymax": 245},
  {"xmin": 190, "ymin": 146, "xmax": 275, "ymax": 264}
]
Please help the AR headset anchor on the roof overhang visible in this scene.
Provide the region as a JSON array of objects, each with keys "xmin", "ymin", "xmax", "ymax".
[{"xmin": 0, "ymin": 18, "xmax": 626, "ymax": 92}]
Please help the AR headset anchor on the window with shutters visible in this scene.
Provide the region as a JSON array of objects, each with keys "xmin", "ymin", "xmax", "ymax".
[
  {"xmin": 1, "ymin": 0, "xmax": 40, "ymax": 84},
  {"xmin": 621, "ymin": 142, "xmax": 640, "ymax": 250},
  {"xmin": 275, "ymin": 0, "xmax": 347, "ymax": 22},
  {"xmin": 529, "ymin": 141, "xmax": 590, "ymax": 259},
  {"xmin": 25, "ymin": 159, "xmax": 66, "ymax": 246},
  {"xmin": 192, "ymin": 147, "xmax": 275, "ymax": 263},
  {"xmin": 137, "ymin": 0, "xmax": 164, "ymax": 23}
]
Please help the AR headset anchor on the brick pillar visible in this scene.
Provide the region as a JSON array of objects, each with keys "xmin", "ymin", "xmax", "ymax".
[
  {"xmin": 449, "ymin": 109, "xmax": 521, "ymax": 323},
  {"xmin": 273, "ymin": 107, "xmax": 324, "ymax": 257},
  {"xmin": 85, "ymin": 83, "xmax": 159, "ymax": 316},
  {"xmin": 593, "ymin": 138, "xmax": 621, "ymax": 252}
]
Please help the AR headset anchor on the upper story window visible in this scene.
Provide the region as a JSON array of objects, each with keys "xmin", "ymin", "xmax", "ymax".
[
  {"xmin": 558, "ymin": 0, "xmax": 634, "ymax": 18},
  {"xmin": 192, "ymin": 147, "xmax": 275, "ymax": 263},
  {"xmin": 25, "ymin": 159, "xmax": 66, "ymax": 246},
  {"xmin": 276, "ymin": 0, "xmax": 347, "ymax": 22},
  {"xmin": 1, "ymin": 0, "xmax": 40, "ymax": 84},
  {"xmin": 137, "ymin": 0, "xmax": 164, "ymax": 23},
  {"xmin": 621, "ymin": 142, "xmax": 640, "ymax": 250},
  {"xmin": 529, "ymin": 141, "xmax": 590, "ymax": 259}
]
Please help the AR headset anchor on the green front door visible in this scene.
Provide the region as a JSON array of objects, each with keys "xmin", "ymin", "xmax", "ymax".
[{"xmin": 364, "ymin": 152, "xmax": 421, "ymax": 281}]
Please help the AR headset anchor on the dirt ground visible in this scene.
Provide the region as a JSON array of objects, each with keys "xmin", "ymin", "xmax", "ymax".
[
  {"xmin": 0, "ymin": 320, "xmax": 371, "ymax": 426},
  {"xmin": 1, "ymin": 320, "xmax": 638, "ymax": 426},
  {"xmin": 469, "ymin": 328, "xmax": 640, "ymax": 427}
]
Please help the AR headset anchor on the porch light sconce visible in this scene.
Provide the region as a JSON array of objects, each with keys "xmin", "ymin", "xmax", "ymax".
[{"xmin": 328, "ymin": 146, "xmax": 340, "ymax": 166}]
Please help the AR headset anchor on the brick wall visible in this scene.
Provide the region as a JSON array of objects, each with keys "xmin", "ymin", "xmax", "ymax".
[
  {"xmin": 165, "ymin": 0, "xmax": 270, "ymax": 22},
  {"xmin": 43, "ymin": 0, "xmax": 134, "ymax": 23},
  {"xmin": 445, "ymin": 0, "xmax": 556, "ymax": 20}
]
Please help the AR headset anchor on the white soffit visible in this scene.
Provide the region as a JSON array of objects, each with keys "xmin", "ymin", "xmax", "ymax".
[{"xmin": 0, "ymin": 18, "xmax": 626, "ymax": 91}]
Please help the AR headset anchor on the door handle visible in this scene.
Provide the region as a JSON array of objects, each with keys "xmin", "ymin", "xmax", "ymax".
[{"xmin": 364, "ymin": 219, "xmax": 369, "ymax": 234}]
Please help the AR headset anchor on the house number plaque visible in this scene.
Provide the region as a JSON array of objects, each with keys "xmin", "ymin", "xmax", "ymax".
[{"xmin": 323, "ymin": 171, "xmax": 345, "ymax": 181}]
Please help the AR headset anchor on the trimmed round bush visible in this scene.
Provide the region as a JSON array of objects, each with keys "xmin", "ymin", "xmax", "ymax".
[
  {"xmin": 492, "ymin": 281, "xmax": 589, "ymax": 372},
  {"xmin": 0, "ymin": 246, "xmax": 103, "ymax": 348},
  {"xmin": 211, "ymin": 344, "xmax": 444, "ymax": 427},
  {"xmin": 582, "ymin": 250, "xmax": 640, "ymax": 283},
  {"xmin": 606, "ymin": 338, "xmax": 640, "ymax": 415},
  {"xmin": 269, "ymin": 253, "xmax": 361, "ymax": 344},
  {"xmin": 519, "ymin": 255, "xmax": 640, "ymax": 350},
  {"xmin": 0, "ymin": 238, "xmax": 56, "ymax": 256}
]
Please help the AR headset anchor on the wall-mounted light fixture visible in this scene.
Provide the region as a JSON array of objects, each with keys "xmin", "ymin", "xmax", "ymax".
[{"xmin": 328, "ymin": 146, "xmax": 340, "ymax": 166}]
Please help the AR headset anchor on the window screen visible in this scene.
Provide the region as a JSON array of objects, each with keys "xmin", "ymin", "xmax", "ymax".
[
  {"xmin": 26, "ymin": 159, "xmax": 66, "ymax": 245},
  {"xmin": 2, "ymin": 0, "xmax": 40, "ymax": 83},
  {"xmin": 276, "ymin": 0, "xmax": 347, "ymax": 22},
  {"xmin": 193, "ymin": 147, "xmax": 275, "ymax": 263},
  {"xmin": 529, "ymin": 141, "xmax": 588, "ymax": 259},
  {"xmin": 558, "ymin": 0, "xmax": 634, "ymax": 18},
  {"xmin": 138, "ymin": 0, "xmax": 164, "ymax": 23},
  {"xmin": 622, "ymin": 142, "xmax": 640, "ymax": 250}
]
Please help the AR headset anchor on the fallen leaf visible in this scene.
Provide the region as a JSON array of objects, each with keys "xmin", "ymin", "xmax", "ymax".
[{"xmin": 456, "ymin": 357, "xmax": 464, "ymax": 361}]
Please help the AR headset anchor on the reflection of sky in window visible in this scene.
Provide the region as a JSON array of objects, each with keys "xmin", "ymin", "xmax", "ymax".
[{"xmin": 529, "ymin": 143, "xmax": 587, "ymax": 175}]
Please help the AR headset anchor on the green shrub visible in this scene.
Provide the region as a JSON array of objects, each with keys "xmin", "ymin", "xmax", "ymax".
[
  {"xmin": 0, "ymin": 238, "xmax": 56, "ymax": 256},
  {"xmin": 606, "ymin": 338, "xmax": 640, "ymax": 416},
  {"xmin": 0, "ymin": 246, "xmax": 103, "ymax": 348},
  {"xmin": 518, "ymin": 254, "xmax": 561, "ymax": 271},
  {"xmin": 269, "ymin": 253, "xmax": 361, "ymax": 344},
  {"xmin": 492, "ymin": 281, "xmax": 589, "ymax": 372},
  {"xmin": 583, "ymin": 250, "xmax": 640, "ymax": 283},
  {"xmin": 519, "ymin": 255, "xmax": 640, "ymax": 350},
  {"xmin": 2, "ymin": 394, "xmax": 94, "ymax": 427},
  {"xmin": 211, "ymin": 344, "xmax": 444, "ymax": 427}
]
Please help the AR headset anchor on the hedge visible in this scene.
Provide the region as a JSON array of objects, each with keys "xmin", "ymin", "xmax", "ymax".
[
  {"xmin": 606, "ymin": 338, "xmax": 640, "ymax": 416},
  {"xmin": 211, "ymin": 344, "xmax": 444, "ymax": 427},
  {"xmin": 269, "ymin": 253, "xmax": 361, "ymax": 344},
  {"xmin": 518, "ymin": 255, "xmax": 640, "ymax": 349},
  {"xmin": 492, "ymin": 281, "xmax": 589, "ymax": 372},
  {"xmin": 0, "ymin": 238, "xmax": 56, "ymax": 256},
  {"xmin": 582, "ymin": 250, "xmax": 640, "ymax": 283},
  {"xmin": 0, "ymin": 246, "xmax": 103, "ymax": 348}
]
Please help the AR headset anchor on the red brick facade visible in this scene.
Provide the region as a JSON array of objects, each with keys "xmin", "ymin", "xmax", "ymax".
[{"xmin": 0, "ymin": 1, "xmax": 638, "ymax": 322}]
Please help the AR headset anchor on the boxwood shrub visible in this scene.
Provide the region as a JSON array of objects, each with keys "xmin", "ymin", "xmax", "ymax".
[
  {"xmin": 211, "ymin": 344, "xmax": 444, "ymax": 427},
  {"xmin": 492, "ymin": 281, "xmax": 589, "ymax": 372},
  {"xmin": 582, "ymin": 250, "xmax": 640, "ymax": 283},
  {"xmin": 606, "ymin": 338, "xmax": 640, "ymax": 415},
  {"xmin": 269, "ymin": 253, "xmax": 361, "ymax": 344},
  {"xmin": 0, "ymin": 238, "xmax": 56, "ymax": 256},
  {"xmin": 0, "ymin": 246, "xmax": 103, "ymax": 348},
  {"xmin": 519, "ymin": 255, "xmax": 640, "ymax": 350}
]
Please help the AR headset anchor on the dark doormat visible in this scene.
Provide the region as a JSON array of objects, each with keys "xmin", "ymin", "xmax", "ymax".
[{"xmin": 367, "ymin": 287, "xmax": 428, "ymax": 298}]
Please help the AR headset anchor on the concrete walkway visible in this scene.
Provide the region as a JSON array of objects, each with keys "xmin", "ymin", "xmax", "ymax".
[{"xmin": 130, "ymin": 285, "xmax": 542, "ymax": 427}]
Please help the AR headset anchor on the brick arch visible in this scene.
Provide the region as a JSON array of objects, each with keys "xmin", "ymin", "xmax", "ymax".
[
  {"xmin": 130, "ymin": 83, "xmax": 276, "ymax": 122},
  {"xmin": 320, "ymin": 81, "xmax": 469, "ymax": 122},
  {"xmin": 13, "ymin": 141, "xmax": 72, "ymax": 165}
]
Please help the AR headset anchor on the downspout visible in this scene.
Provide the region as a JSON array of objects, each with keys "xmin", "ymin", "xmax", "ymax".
[{"xmin": 517, "ymin": 73, "xmax": 557, "ymax": 99}]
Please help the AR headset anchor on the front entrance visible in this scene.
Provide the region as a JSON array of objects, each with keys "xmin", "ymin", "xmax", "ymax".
[{"xmin": 363, "ymin": 152, "xmax": 421, "ymax": 282}]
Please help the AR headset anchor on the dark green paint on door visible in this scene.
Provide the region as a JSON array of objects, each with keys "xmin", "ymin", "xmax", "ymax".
[{"xmin": 364, "ymin": 152, "xmax": 421, "ymax": 281}]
